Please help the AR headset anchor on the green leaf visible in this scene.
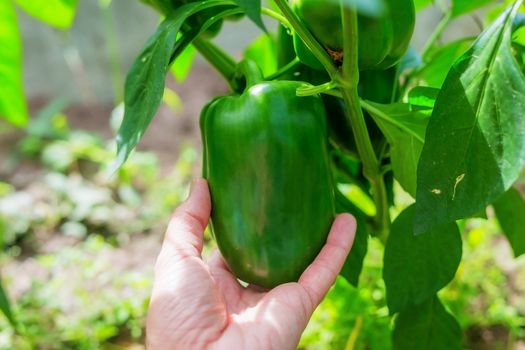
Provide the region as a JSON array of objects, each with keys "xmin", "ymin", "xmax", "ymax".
[
  {"xmin": 414, "ymin": 0, "xmax": 432, "ymax": 12},
  {"xmin": 383, "ymin": 205, "xmax": 461, "ymax": 313},
  {"xmin": 393, "ymin": 296, "xmax": 462, "ymax": 350},
  {"xmin": 233, "ymin": 0, "xmax": 266, "ymax": 31},
  {"xmin": 0, "ymin": 0, "xmax": 28, "ymax": 126},
  {"xmin": 244, "ymin": 34, "xmax": 278, "ymax": 77},
  {"xmin": 418, "ymin": 38, "xmax": 474, "ymax": 88},
  {"xmin": 493, "ymin": 187, "xmax": 525, "ymax": 257},
  {"xmin": 362, "ymin": 102, "xmax": 429, "ymax": 197},
  {"xmin": 171, "ymin": 42, "xmax": 196, "ymax": 83},
  {"xmin": 0, "ymin": 276, "xmax": 16, "ymax": 328},
  {"xmin": 335, "ymin": 190, "xmax": 368, "ymax": 287},
  {"xmin": 26, "ymin": 97, "xmax": 70, "ymax": 138},
  {"xmin": 408, "ymin": 86, "xmax": 440, "ymax": 110},
  {"xmin": 15, "ymin": 0, "xmax": 78, "ymax": 29},
  {"xmin": 114, "ymin": 1, "xmax": 236, "ymax": 171},
  {"xmin": 509, "ymin": 14, "xmax": 525, "ymax": 60},
  {"xmin": 415, "ymin": 2, "xmax": 525, "ymax": 233},
  {"xmin": 451, "ymin": 0, "xmax": 494, "ymax": 18},
  {"xmin": 514, "ymin": 24, "xmax": 525, "ymax": 49}
]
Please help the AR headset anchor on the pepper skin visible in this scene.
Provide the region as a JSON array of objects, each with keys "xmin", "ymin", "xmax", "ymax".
[
  {"xmin": 291, "ymin": 0, "xmax": 415, "ymax": 70},
  {"xmin": 200, "ymin": 61, "xmax": 335, "ymax": 288}
]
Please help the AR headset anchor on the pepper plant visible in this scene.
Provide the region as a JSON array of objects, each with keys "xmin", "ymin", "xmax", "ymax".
[{"xmin": 115, "ymin": 0, "xmax": 525, "ymax": 348}]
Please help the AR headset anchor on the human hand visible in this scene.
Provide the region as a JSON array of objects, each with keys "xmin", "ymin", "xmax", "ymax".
[{"xmin": 146, "ymin": 179, "xmax": 356, "ymax": 350}]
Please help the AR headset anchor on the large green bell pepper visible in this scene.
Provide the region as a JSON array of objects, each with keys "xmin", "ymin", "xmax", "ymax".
[
  {"xmin": 291, "ymin": 0, "xmax": 415, "ymax": 70},
  {"xmin": 200, "ymin": 61, "xmax": 335, "ymax": 288}
]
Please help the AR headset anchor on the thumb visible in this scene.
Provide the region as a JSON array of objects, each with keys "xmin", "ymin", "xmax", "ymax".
[{"xmin": 159, "ymin": 178, "xmax": 211, "ymax": 261}]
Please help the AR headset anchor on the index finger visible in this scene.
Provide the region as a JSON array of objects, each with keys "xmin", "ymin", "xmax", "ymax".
[{"xmin": 298, "ymin": 213, "xmax": 356, "ymax": 307}]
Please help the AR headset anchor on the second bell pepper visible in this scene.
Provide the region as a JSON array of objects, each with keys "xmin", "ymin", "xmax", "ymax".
[{"xmin": 291, "ymin": 0, "xmax": 415, "ymax": 70}]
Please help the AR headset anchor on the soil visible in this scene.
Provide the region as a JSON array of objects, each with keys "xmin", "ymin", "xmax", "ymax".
[{"xmin": 466, "ymin": 325, "xmax": 525, "ymax": 350}]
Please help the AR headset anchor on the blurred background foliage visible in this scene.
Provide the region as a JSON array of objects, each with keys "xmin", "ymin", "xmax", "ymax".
[{"xmin": 0, "ymin": 0, "xmax": 524, "ymax": 349}]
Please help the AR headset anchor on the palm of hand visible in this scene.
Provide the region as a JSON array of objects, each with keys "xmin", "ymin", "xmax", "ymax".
[{"xmin": 146, "ymin": 180, "xmax": 355, "ymax": 350}]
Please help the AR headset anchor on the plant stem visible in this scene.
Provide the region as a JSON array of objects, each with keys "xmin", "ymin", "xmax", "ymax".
[
  {"xmin": 191, "ymin": 37, "xmax": 238, "ymax": 90},
  {"xmin": 296, "ymin": 81, "xmax": 337, "ymax": 96},
  {"xmin": 261, "ymin": 7, "xmax": 290, "ymax": 28},
  {"xmin": 256, "ymin": 0, "xmax": 391, "ymax": 239},
  {"xmin": 99, "ymin": 3, "xmax": 124, "ymax": 104},
  {"xmin": 421, "ymin": 12, "xmax": 451, "ymax": 60},
  {"xmin": 265, "ymin": 57, "xmax": 301, "ymax": 80},
  {"xmin": 273, "ymin": 0, "xmax": 338, "ymax": 78},
  {"xmin": 345, "ymin": 315, "xmax": 364, "ymax": 350},
  {"xmin": 340, "ymin": 3, "xmax": 390, "ymax": 242},
  {"xmin": 340, "ymin": 90, "xmax": 390, "ymax": 242}
]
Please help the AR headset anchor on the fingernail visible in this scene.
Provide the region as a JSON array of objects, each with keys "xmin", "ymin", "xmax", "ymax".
[{"xmin": 187, "ymin": 179, "xmax": 198, "ymax": 198}]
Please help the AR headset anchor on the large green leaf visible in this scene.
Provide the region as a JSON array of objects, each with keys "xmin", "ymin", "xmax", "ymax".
[
  {"xmin": 383, "ymin": 205, "xmax": 461, "ymax": 314},
  {"xmin": 114, "ymin": 1, "xmax": 236, "ymax": 170},
  {"xmin": 233, "ymin": 0, "xmax": 265, "ymax": 31},
  {"xmin": 515, "ymin": 26, "xmax": 525, "ymax": 46},
  {"xmin": 413, "ymin": 0, "xmax": 432, "ymax": 12},
  {"xmin": 408, "ymin": 86, "xmax": 440, "ymax": 110},
  {"xmin": 493, "ymin": 187, "xmax": 525, "ymax": 257},
  {"xmin": 0, "ymin": 0, "xmax": 28, "ymax": 126},
  {"xmin": 244, "ymin": 34, "xmax": 278, "ymax": 77},
  {"xmin": 15, "ymin": 0, "xmax": 78, "ymax": 29},
  {"xmin": 171, "ymin": 41, "xmax": 196, "ymax": 83},
  {"xmin": 335, "ymin": 190, "xmax": 368, "ymax": 287},
  {"xmin": 451, "ymin": 0, "xmax": 494, "ymax": 18},
  {"xmin": 393, "ymin": 296, "xmax": 462, "ymax": 350},
  {"xmin": 362, "ymin": 102, "xmax": 429, "ymax": 197},
  {"xmin": 415, "ymin": 1, "xmax": 525, "ymax": 233}
]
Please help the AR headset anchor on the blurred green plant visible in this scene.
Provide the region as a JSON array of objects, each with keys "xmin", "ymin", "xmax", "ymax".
[
  {"xmin": 0, "ymin": 235, "xmax": 151, "ymax": 349},
  {"xmin": 0, "ymin": 102, "xmax": 197, "ymax": 341},
  {"xmin": 0, "ymin": 0, "xmax": 78, "ymax": 127},
  {"xmin": 0, "ymin": 187, "xmax": 16, "ymax": 330},
  {"xmin": 298, "ymin": 213, "xmax": 525, "ymax": 350},
  {"xmin": 299, "ymin": 239, "xmax": 392, "ymax": 350},
  {"xmin": 441, "ymin": 219, "xmax": 525, "ymax": 347},
  {"xmin": 1, "ymin": 109, "xmax": 197, "ymax": 249}
]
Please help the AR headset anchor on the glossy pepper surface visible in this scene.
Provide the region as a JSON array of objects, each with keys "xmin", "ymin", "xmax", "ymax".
[
  {"xmin": 200, "ymin": 61, "xmax": 335, "ymax": 288},
  {"xmin": 291, "ymin": 0, "xmax": 415, "ymax": 70}
]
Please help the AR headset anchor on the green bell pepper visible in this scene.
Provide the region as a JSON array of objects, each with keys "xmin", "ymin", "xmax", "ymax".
[
  {"xmin": 200, "ymin": 60, "xmax": 335, "ymax": 288},
  {"xmin": 291, "ymin": 0, "xmax": 415, "ymax": 70}
]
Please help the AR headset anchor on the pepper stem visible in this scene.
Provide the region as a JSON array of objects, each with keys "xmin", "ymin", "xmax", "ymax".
[{"xmin": 232, "ymin": 60, "xmax": 264, "ymax": 92}]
